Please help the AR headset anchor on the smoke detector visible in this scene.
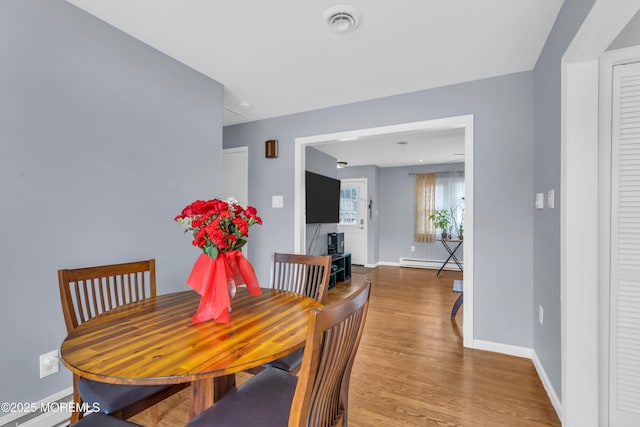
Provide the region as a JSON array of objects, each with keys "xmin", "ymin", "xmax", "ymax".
[{"xmin": 323, "ymin": 6, "xmax": 362, "ymax": 33}]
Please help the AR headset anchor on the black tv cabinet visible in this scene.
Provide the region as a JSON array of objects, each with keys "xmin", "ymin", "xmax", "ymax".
[{"xmin": 329, "ymin": 252, "xmax": 351, "ymax": 289}]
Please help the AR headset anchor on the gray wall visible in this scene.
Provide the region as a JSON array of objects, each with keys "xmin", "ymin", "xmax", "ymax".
[
  {"xmin": 0, "ymin": 0, "xmax": 223, "ymax": 408},
  {"xmin": 532, "ymin": 0, "xmax": 596, "ymax": 401},
  {"xmin": 305, "ymin": 147, "xmax": 338, "ymax": 256},
  {"xmin": 337, "ymin": 165, "xmax": 380, "ymax": 266},
  {"xmin": 224, "ymin": 70, "xmax": 534, "ymax": 349},
  {"xmin": 377, "ymin": 164, "xmax": 465, "ymax": 264}
]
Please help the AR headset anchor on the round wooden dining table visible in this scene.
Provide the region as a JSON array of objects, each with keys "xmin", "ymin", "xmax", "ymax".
[{"xmin": 60, "ymin": 287, "xmax": 323, "ymax": 419}]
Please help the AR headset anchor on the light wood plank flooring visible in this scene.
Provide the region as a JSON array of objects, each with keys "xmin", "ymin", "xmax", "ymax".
[{"xmin": 129, "ymin": 266, "xmax": 560, "ymax": 426}]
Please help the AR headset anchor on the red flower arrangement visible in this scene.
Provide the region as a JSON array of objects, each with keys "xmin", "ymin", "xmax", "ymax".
[
  {"xmin": 175, "ymin": 197, "xmax": 262, "ymax": 259},
  {"xmin": 176, "ymin": 197, "xmax": 262, "ymax": 324}
]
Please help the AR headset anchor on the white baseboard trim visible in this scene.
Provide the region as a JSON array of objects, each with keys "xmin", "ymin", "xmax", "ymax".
[
  {"xmin": 377, "ymin": 261, "xmax": 399, "ymax": 267},
  {"xmin": 532, "ymin": 350, "xmax": 562, "ymax": 421},
  {"xmin": 473, "ymin": 339, "xmax": 533, "ymax": 359},
  {"xmin": 0, "ymin": 387, "xmax": 72, "ymax": 427},
  {"xmin": 377, "ymin": 260, "xmax": 463, "ymax": 272},
  {"xmin": 473, "ymin": 341, "xmax": 561, "ymax": 421},
  {"xmin": 398, "ymin": 258, "xmax": 463, "ymax": 271}
]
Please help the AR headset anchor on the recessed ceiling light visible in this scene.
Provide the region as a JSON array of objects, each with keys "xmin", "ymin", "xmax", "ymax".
[
  {"xmin": 397, "ymin": 141, "xmax": 408, "ymax": 145},
  {"xmin": 336, "ymin": 161, "xmax": 348, "ymax": 168},
  {"xmin": 323, "ymin": 5, "xmax": 362, "ymax": 33}
]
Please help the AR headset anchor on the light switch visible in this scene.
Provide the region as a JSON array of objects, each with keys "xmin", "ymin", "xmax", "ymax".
[
  {"xmin": 272, "ymin": 195, "xmax": 283, "ymax": 208},
  {"xmin": 535, "ymin": 193, "xmax": 544, "ymax": 209},
  {"xmin": 547, "ymin": 189, "xmax": 555, "ymax": 209}
]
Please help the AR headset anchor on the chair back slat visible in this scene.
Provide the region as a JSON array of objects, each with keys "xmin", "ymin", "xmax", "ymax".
[
  {"xmin": 289, "ymin": 280, "xmax": 371, "ymax": 427},
  {"xmin": 97, "ymin": 279, "xmax": 107, "ymax": 313},
  {"xmin": 270, "ymin": 253, "xmax": 332, "ymax": 304},
  {"xmin": 94, "ymin": 279, "xmax": 104, "ymax": 317},
  {"xmin": 58, "ymin": 260, "xmax": 156, "ymax": 332}
]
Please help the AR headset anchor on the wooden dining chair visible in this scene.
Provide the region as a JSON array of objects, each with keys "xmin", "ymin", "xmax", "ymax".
[
  {"xmin": 186, "ymin": 280, "xmax": 371, "ymax": 427},
  {"xmin": 270, "ymin": 253, "xmax": 332, "ymax": 304},
  {"xmin": 250, "ymin": 253, "xmax": 332, "ymax": 374},
  {"xmin": 58, "ymin": 259, "xmax": 187, "ymax": 424}
]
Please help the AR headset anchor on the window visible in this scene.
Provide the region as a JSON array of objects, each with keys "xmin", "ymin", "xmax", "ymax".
[
  {"xmin": 414, "ymin": 171, "xmax": 465, "ymax": 242},
  {"xmin": 339, "ymin": 187, "xmax": 358, "ymax": 225},
  {"xmin": 435, "ymin": 171, "xmax": 465, "ymax": 235}
]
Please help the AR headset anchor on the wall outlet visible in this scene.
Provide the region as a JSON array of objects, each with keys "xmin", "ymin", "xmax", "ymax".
[
  {"xmin": 39, "ymin": 349, "xmax": 59, "ymax": 378},
  {"xmin": 410, "ymin": 245, "xmax": 415, "ymax": 252},
  {"xmin": 538, "ymin": 305, "xmax": 544, "ymax": 325}
]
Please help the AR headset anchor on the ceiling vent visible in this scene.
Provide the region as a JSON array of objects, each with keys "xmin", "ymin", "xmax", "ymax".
[{"xmin": 323, "ymin": 6, "xmax": 361, "ymax": 33}]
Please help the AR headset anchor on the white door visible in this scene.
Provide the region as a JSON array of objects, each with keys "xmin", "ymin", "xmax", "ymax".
[
  {"xmin": 337, "ymin": 178, "xmax": 367, "ymax": 265},
  {"xmin": 610, "ymin": 61, "xmax": 640, "ymax": 427},
  {"xmin": 223, "ymin": 147, "xmax": 249, "ymax": 255}
]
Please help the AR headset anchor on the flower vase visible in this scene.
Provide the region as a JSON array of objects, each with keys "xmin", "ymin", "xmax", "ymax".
[
  {"xmin": 187, "ymin": 251, "xmax": 261, "ymax": 324},
  {"xmin": 227, "ymin": 278, "xmax": 236, "ymax": 312}
]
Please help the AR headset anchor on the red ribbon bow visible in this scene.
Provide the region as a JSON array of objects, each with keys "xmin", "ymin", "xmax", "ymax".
[{"xmin": 187, "ymin": 250, "xmax": 261, "ymax": 324}]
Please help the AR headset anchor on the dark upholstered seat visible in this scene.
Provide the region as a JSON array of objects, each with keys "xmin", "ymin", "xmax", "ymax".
[
  {"xmin": 187, "ymin": 368, "xmax": 297, "ymax": 427},
  {"xmin": 77, "ymin": 379, "xmax": 171, "ymax": 414},
  {"xmin": 188, "ymin": 281, "xmax": 371, "ymax": 427},
  {"xmin": 264, "ymin": 347, "xmax": 304, "ymax": 372},
  {"xmin": 70, "ymin": 412, "xmax": 141, "ymax": 426}
]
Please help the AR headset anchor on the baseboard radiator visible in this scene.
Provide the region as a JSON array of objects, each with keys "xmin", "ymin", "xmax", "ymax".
[
  {"xmin": 0, "ymin": 389, "xmax": 72, "ymax": 427},
  {"xmin": 398, "ymin": 257, "xmax": 462, "ymax": 271}
]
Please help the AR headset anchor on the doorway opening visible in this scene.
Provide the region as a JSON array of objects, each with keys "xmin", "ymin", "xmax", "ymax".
[{"xmin": 293, "ymin": 115, "xmax": 475, "ymax": 347}]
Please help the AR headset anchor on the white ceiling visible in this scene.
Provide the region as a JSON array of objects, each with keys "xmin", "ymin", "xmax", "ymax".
[
  {"xmin": 312, "ymin": 127, "xmax": 465, "ymax": 168},
  {"xmin": 65, "ymin": 0, "xmax": 563, "ymax": 167}
]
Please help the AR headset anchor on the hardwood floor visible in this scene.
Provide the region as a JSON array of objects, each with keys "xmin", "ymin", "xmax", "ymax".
[{"xmin": 129, "ymin": 266, "xmax": 560, "ymax": 426}]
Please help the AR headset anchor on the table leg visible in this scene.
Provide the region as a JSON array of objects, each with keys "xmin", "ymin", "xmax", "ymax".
[
  {"xmin": 437, "ymin": 241, "xmax": 464, "ymax": 276},
  {"xmin": 449, "ymin": 241, "xmax": 464, "ymax": 272},
  {"xmin": 451, "ymin": 293, "xmax": 463, "ymax": 318},
  {"xmin": 70, "ymin": 374, "xmax": 82, "ymax": 423},
  {"xmin": 214, "ymin": 374, "xmax": 236, "ymax": 400},
  {"xmin": 190, "ymin": 374, "xmax": 236, "ymax": 419}
]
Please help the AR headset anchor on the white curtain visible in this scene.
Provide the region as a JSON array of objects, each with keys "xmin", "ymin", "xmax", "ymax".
[{"xmin": 435, "ymin": 171, "xmax": 465, "ymax": 234}]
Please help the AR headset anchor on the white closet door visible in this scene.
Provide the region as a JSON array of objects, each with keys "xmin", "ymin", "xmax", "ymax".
[
  {"xmin": 611, "ymin": 61, "xmax": 640, "ymax": 426},
  {"xmin": 223, "ymin": 147, "xmax": 249, "ymax": 256}
]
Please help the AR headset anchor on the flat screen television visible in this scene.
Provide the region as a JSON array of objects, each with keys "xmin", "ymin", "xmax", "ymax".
[{"xmin": 305, "ymin": 171, "xmax": 340, "ymax": 224}]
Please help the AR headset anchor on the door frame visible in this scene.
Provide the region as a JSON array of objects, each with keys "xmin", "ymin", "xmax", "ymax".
[
  {"xmin": 561, "ymin": 2, "xmax": 640, "ymax": 425},
  {"xmin": 338, "ymin": 177, "xmax": 368, "ymax": 266},
  {"xmin": 294, "ymin": 115, "xmax": 474, "ymax": 348}
]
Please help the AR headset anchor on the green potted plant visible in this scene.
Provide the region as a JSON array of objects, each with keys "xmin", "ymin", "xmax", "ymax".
[{"xmin": 428, "ymin": 209, "xmax": 451, "ymax": 239}]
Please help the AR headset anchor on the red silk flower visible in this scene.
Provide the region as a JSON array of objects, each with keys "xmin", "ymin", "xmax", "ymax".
[{"xmin": 176, "ymin": 197, "xmax": 262, "ymax": 259}]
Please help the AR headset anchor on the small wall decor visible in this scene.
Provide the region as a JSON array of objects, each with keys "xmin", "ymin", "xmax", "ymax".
[{"xmin": 265, "ymin": 140, "xmax": 278, "ymax": 158}]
